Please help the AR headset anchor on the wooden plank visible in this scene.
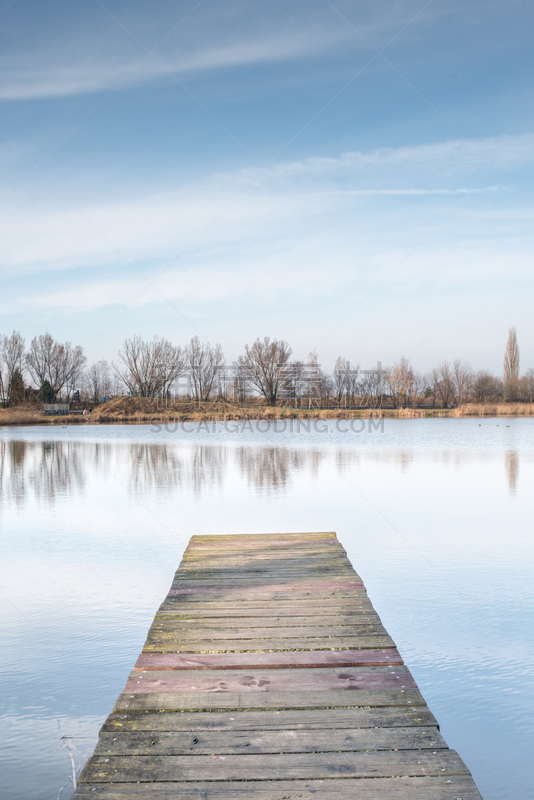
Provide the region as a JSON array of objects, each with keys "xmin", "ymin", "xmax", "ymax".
[
  {"xmin": 178, "ymin": 551, "xmax": 354, "ymax": 560},
  {"xmin": 175, "ymin": 566, "xmax": 357, "ymax": 575},
  {"xmin": 166, "ymin": 591, "xmax": 368, "ymax": 602},
  {"xmin": 169, "ymin": 581, "xmax": 365, "ymax": 595},
  {"xmin": 73, "ymin": 776, "xmax": 482, "ymax": 798},
  {"xmin": 123, "ymin": 666, "xmax": 416, "ymax": 694},
  {"xmin": 182, "ymin": 553, "xmax": 348, "ymax": 560},
  {"xmin": 142, "ymin": 635, "xmax": 397, "ymax": 652},
  {"xmin": 73, "ymin": 775, "xmax": 483, "ymax": 798},
  {"xmin": 133, "ymin": 648, "xmax": 403, "ymax": 670},
  {"xmin": 151, "ymin": 615, "xmax": 382, "ymax": 627},
  {"xmin": 189, "ymin": 533, "xmax": 338, "ymax": 540},
  {"xmin": 94, "ymin": 725, "xmax": 446, "ymax": 756},
  {"xmin": 156, "ymin": 602, "xmax": 375, "ymax": 616},
  {"xmin": 172, "ymin": 570, "xmax": 359, "ymax": 580},
  {"xmin": 184, "ymin": 551, "xmax": 346, "ymax": 556},
  {"xmin": 158, "ymin": 598, "xmax": 375, "ymax": 612},
  {"xmin": 113, "ymin": 688, "xmax": 425, "ymax": 711},
  {"xmin": 145, "ymin": 624, "xmax": 389, "ymax": 641},
  {"xmin": 179, "ymin": 554, "xmax": 353, "ymax": 564},
  {"xmin": 155, "ymin": 607, "xmax": 376, "ymax": 618},
  {"xmin": 79, "ymin": 749, "xmax": 470, "ymax": 782},
  {"xmin": 186, "ymin": 536, "xmax": 338, "ymax": 545},
  {"xmin": 101, "ymin": 707, "xmax": 438, "ymax": 733}
]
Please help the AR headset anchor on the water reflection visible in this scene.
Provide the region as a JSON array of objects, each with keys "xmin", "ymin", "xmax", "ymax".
[
  {"xmin": 236, "ymin": 447, "xmax": 310, "ymax": 491},
  {"xmin": 0, "ymin": 438, "xmax": 528, "ymax": 506},
  {"xmin": 505, "ymin": 450, "xmax": 519, "ymax": 497},
  {"xmin": 129, "ymin": 444, "xmax": 185, "ymax": 494},
  {"xmin": 0, "ymin": 440, "xmax": 87, "ymax": 506}
]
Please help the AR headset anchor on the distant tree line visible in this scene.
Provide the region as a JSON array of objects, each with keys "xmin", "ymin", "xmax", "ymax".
[{"xmin": 0, "ymin": 327, "xmax": 532, "ymax": 408}]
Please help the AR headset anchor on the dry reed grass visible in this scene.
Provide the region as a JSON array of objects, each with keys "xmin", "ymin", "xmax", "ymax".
[
  {"xmin": 453, "ymin": 403, "xmax": 534, "ymax": 416},
  {"xmin": 3, "ymin": 397, "xmax": 534, "ymax": 427},
  {"xmin": 0, "ymin": 407, "xmax": 46, "ymax": 425}
]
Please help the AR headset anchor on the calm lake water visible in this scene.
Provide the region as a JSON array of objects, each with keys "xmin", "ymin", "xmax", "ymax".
[{"xmin": 1, "ymin": 418, "xmax": 533, "ymax": 799}]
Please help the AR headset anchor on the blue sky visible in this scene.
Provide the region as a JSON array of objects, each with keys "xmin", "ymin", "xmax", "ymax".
[{"xmin": 1, "ymin": 0, "xmax": 533, "ymax": 372}]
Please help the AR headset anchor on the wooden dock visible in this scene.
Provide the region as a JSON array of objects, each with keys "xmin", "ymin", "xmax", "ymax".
[{"xmin": 73, "ymin": 532, "xmax": 482, "ymax": 799}]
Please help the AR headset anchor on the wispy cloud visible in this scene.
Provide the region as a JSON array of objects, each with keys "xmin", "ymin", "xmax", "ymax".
[
  {"xmin": 328, "ymin": 187, "xmax": 501, "ymax": 196},
  {"xmin": 0, "ymin": 25, "xmax": 351, "ymax": 101},
  {"xmin": 0, "ymin": 134, "xmax": 526, "ymax": 279},
  {"xmin": 264, "ymin": 135, "xmax": 534, "ymax": 181}
]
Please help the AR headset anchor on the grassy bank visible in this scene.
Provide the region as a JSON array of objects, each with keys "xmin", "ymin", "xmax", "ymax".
[{"xmin": 1, "ymin": 397, "xmax": 534, "ymax": 427}]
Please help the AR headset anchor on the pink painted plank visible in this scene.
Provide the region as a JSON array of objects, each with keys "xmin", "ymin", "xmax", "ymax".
[
  {"xmin": 134, "ymin": 649, "xmax": 403, "ymax": 671},
  {"xmin": 169, "ymin": 580, "xmax": 365, "ymax": 595},
  {"xmin": 124, "ymin": 668, "xmax": 417, "ymax": 694}
]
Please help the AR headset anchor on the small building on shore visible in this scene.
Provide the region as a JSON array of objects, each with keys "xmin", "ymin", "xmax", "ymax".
[{"xmin": 43, "ymin": 403, "xmax": 70, "ymax": 416}]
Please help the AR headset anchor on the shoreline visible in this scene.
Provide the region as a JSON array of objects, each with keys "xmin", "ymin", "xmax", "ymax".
[{"xmin": 1, "ymin": 401, "xmax": 534, "ymax": 428}]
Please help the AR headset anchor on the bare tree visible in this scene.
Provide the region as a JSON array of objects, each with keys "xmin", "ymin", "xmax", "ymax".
[
  {"xmin": 282, "ymin": 360, "xmax": 305, "ymax": 407},
  {"xmin": 333, "ymin": 357, "xmax": 349, "ymax": 405},
  {"xmin": 304, "ymin": 351, "xmax": 325, "ymax": 408},
  {"xmin": 452, "ymin": 359, "xmax": 473, "ymax": 405},
  {"xmin": 385, "ymin": 357, "xmax": 416, "ymax": 407},
  {"xmin": 231, "ymin": 360, "xmax": 249, "ymax": 404},
  {"xmin": 87, "ymin": 360, "xmax": 112, "ymax": 404},
  {"xmin": 436, "ymin": 360, "xmax": 456, "ymax": 406},
  {"xmin": 1, "ymin": 331, "xmax": 25, "ymax": 405},
  {"xmin": 114, "ymin": 335, "xmax": 185, "ymax": 398},
  {"xmin": 520, "ymin": 367, "xmax": 534, "ymax": 403},
  {"xmin": 504, "ymin": 326, "xmax": 520, "ymax": 401},
  {"xmin": 306, "ymin": 355, "xmax": 333, "ymax": 408},
  {"xmin": 474, "ymin": 370, "xmax": 503, "ymax": 403},
  {"xmin": 26, "ymin": 333, "xmax": 86, "ymax": 400},
  {"xmin": 239, "ymin": 337, "xmax": 292, "ymax": 406},
  {"xmin": 187, "ymin": 336, "xmax": 224, "ymax": 402},
  {"xmin": 360, "ymin": 366, "xmax": 385, "ymax": 408}
]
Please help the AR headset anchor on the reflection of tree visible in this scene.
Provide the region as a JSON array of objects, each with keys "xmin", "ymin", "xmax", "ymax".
[
  {"xmin": 189, "ymin": 446, "xmax": 226, "ymax": 495},
  {"xmin": 0, "ymin": 439, "xmax": 87, "ymax": 506},
  {"xmin": 505, "ymin": 450, "xmax": 519, "ymax": 498},
  {"xmin": 0, "ymin": 437, "xmax": 528, "ymax": 507},
  {"xmin": 236, "ymin": 447, "xmax": 307, "ymax": 492},
  {"xmin": 128, "ymin": 444, "xmax": 185, "ymax": 495},
  {"xmin": 128, "ymin": 444, "xmax": 226, "ymax": 496}
]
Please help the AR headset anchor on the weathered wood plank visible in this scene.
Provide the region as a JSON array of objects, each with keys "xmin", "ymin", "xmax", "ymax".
[
  {"xmin": 172, "ymin": 571, "xmax": 359, "ymax": 581},
  {"xmin": 145, "ymin": 624, "xmax": 389, "ymax": 641},
  {"xmin": 94, "ymin": 725, "xmax": 446, "ymax": 756},
  {"xmin": 142, "ymin": 635, "xmax": 397, "ymax": 652},
  {"xmin": 169, "ymin": 581, "xmax": 365, "ymax": 595},
  {"xmin": 186, "ymin": 536, "xmax": 339, "ymax": 543},
  {"xmin": 79, "ymin": 749, "xmax": 470, "ymax": 782},
  {"xmin": 155, "ymin": 612, "xmax": 378, "ymax": 624},
  {"xmin": 181, "ymin": 554, "xmax": 350, "ymax": 564},
  {"xmin": 101, "ymin": 706, "xmax": 438, "ymax": 733},
  {"xmin": 177, "ymin": 555, "xmax": 355, "ymax": 565},
  {"xmin": 165, "ymin": 592, "xmax": 369, "ymax": 604},
  {"xmin": 134, "ymin": 648, "xmax": 403, "ymax": 670},
  {"xmin": 113, "ymin": 688, "xmax": 425, "ymax": 711},
  {"xmin": 151, "ymin": 614, "xmax": 382, "ymax": 627},
  {"xmin": 157, "ymin": 599, "xmax": 375, "ymax": 615},
  {"xmin": 124, "ymin": 666, "xmax": 416, "ymax": 694},
  {"xmin": 173, "ymin": 571, "xmax": 358, "ymax": 580},
  {"xmin": 73, "ymin": 775, "xmax": 483, "ymax": 799}
]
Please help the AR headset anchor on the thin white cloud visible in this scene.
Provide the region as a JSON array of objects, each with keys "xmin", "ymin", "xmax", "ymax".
[
  {"xmin": 0, "ymin": 134, "xmax": 526, "ymax": 280},
  {"xmin": 0, "ymin": 26, "xmax": 350, "ymax": 101},
  {"xmin": 327, "ymin": 187, "xmax": 501, "ymax": 196},
  {"xmin": 267, "ymin": 136, "xmax": 534, "ymax": 180}
]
